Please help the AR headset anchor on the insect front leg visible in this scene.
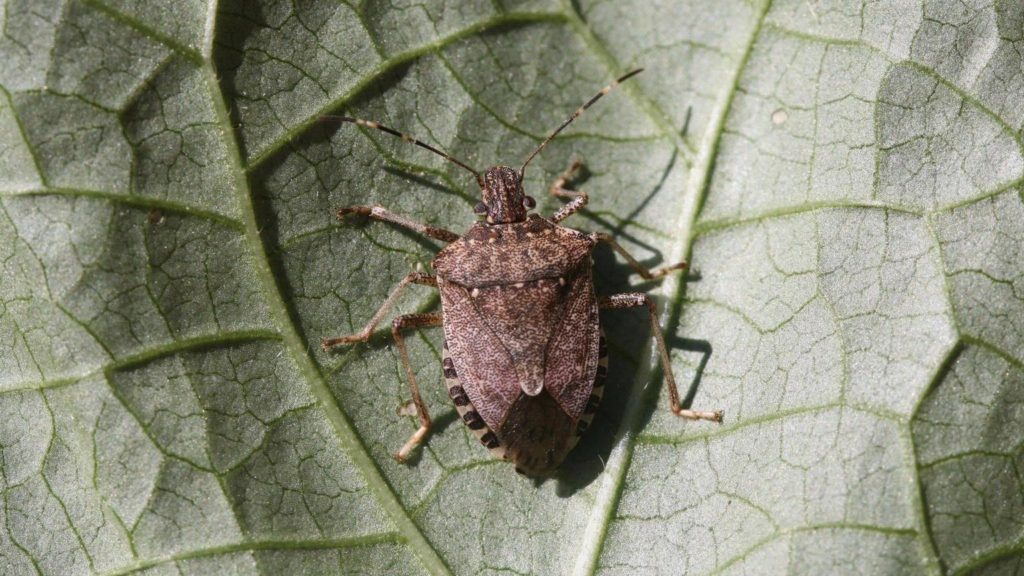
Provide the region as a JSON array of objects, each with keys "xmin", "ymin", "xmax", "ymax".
[
  {"xmin": 390, "ymin": 312, "xmax": 443, "ymax": 462},
  {"xmin": 337, "ymin": 205, "xmax": 460, "ymax": 242},
  {"xmin": 321, "ymin": 272, "xmax": 437, "ymax": 350},
  {"xmin": 595, "ymin": 233, "xmax": 687, "ymax": 280},
  {"xmin": 548, "ymin": 158, "xmax": 589, "ymax": 223},
  {"xmin": 599, "ymin": 293, "xmax": 723, "ymax": 423}
]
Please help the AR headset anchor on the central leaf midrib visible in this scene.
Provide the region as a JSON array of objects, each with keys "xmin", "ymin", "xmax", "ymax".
[{"xmin": 567, "ymin": 2, "xmax": 772, "ymax": 574}]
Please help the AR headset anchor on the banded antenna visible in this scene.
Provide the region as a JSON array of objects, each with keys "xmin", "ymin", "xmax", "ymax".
[
  {"xmin": 322, "ymin": 116, "xmax": 483, "ymax": 188},
  {"xmin": 520, "ymin": 68, "xmax": 643, "ymax": 177}
]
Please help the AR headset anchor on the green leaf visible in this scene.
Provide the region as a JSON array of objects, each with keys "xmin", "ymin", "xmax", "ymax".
[{"xmin": 1, "ymin": 0, "xmax": 1022, "ymax": 574}]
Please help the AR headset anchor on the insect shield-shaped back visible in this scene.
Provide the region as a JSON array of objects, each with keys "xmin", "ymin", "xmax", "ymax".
[
  {"xmin": 319, "ymin": 68, "xmax": 725, "ymax": 477},
  {"xmin": 432, "ymin": 214, "xmax": 602, "ymax": 476}
]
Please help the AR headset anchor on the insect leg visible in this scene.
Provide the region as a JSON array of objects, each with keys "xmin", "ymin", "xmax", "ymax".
[
  {"xmin": 548, "ymin": 158, "xmax": 589, "ymax": 223},
  {"xmin": 599, "ymin": 293, "xmax": 723, "ymax": 423},
  {"xmin": 391, "ymin": 312, "xmax": 444, "ymax": 462},
  {"xmin": 337, "ymin": 205, "xmax": 460, "ymax": 243},
  {"xmin": 321, "ymin": 272, "xmax": 437, "ymax": 350},
  {"xmin": 595, "ymin": 233, "xmax": 687, "ymax": 280}
]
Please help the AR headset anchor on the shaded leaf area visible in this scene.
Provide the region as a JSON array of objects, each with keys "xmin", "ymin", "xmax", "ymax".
[{"xmin": 0, "ymin": 0, "xmax": 1022, "ymax": 575}]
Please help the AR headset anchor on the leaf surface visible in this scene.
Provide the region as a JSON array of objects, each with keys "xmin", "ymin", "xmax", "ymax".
[{"xmin": 1, "ymin": 0, "xmax": 1022, "ymax": 574}]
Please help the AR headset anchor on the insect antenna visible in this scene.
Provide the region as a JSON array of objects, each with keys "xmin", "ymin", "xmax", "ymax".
[
  {"xmin": 520, "ymin": 68, "xmax": 643, "ymax": 177},
  {"xmin": 322, "ymin": 116, "xmax": 484, "ymax": 188}
]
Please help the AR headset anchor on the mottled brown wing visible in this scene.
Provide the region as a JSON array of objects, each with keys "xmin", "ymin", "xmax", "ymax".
[
  {"xmin": 437, "ymin": 277, "xmax": 537, "ymax": 429},
  {"xmin": 494, "ymin": 272, "xmax": 600, "ymax": 475},
  {"xmin": 469, "ymin": 279, "xmax": 567, "ymax": 397},
  {"xmin": 542, "ymin": 268, "xmax": 601, "ymax": 420},
  {"xmin": 437, "ymin": 269, "xmax": 599, "ymax": 425}
]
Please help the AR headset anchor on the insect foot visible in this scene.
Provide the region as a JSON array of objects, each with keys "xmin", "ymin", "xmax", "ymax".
[
  {"xmin": 675, "ymin": 406, "xmax": 725, "ymax": 422},
  {"xmin": 323, "ymin": 68, "xmax": 722, "ymax": 475}
]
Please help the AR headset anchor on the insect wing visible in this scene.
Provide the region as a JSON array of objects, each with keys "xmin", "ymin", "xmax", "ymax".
[
  {"xmin": 437, "ymin": 270, "xmax": 599, "ymax": 429},
  {"xmin": 541, "ymin": 269, "xmax": 600, "ymax": 420},
  {"xmin": 438, "ymin": 279, "xmax": 525, "ymax": 429}
]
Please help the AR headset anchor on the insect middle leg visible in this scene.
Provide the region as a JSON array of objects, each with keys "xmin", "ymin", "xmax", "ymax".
[
  {"xmin": 595, "ymin": 233, "xmax": 687, "ymax": 280},
  {"xmin": 321, "ymin": 272, "xmax": 437, "ymax": 350},
  {"xmin": 390, "ymin": 312, "xmax": 443, "ymax": 462},
  {"xmin": 337, "ymin": 205, "xmax": 459, "ymax": 242},
  {"xmin": 599, "ymin": 293, "xmax": 722, "ymax": 422}
]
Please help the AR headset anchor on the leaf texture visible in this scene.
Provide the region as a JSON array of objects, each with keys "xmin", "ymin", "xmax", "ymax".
[{"xmin": 0, "ymin": 0, "xmax": 1022, "ymax": 574}]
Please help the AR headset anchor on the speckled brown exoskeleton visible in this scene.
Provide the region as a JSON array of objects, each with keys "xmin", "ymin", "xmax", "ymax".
[{"xmin": 322, "ymin": 69, "xmax": 722, "ymax": 476}]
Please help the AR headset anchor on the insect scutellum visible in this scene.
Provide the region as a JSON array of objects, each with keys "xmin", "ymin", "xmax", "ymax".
[{"xmin": 323, "ymin": 69, "xmax": 644, "ymax": 226}]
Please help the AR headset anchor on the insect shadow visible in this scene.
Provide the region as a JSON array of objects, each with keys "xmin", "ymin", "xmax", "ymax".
[
  {"xmin": 547, "ymin": 150, "xmax": 710, "ymax": 495},
  {"xmin": 552, "ymin": 261, "xmax": 714, "ymax": 495},
  {"xmin": 568, "ymin": 144, "xmax": 681, "ymax": 256},
  {"xmin": 381, "ymin": 165, "xmax": 466, "ymax": 199}
]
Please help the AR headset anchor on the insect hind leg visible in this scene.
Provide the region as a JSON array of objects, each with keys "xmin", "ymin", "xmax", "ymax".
[
  {"xmin": 390, "ymin": 312, "xmax": 443, "ymax": 462},
  {"xmin": 599, "ymin": 293, "xmax": 722, "ymax": 422}
]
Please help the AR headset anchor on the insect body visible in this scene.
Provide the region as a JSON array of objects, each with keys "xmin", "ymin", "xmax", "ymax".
[
  {"xmin": 323, "ymin": 70, "xmax": 722, "ymax": 476},
  {"xmin": 434, "ymin": 198, "xmax": 600, "ymax": 474}
]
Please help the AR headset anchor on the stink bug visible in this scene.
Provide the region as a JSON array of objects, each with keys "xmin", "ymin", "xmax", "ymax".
[{"xmin": 323, "ymin": 69, "xmax": 722, "ymax": 476}]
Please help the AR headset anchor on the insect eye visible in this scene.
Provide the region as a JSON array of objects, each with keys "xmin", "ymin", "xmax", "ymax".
[
  {"xmin": 473, "ymin": 202, "xmax": 488, "ymax": 215},
  {"xmin": 523, "ymin": 196, "xmax": 536, "ymax": 210}
]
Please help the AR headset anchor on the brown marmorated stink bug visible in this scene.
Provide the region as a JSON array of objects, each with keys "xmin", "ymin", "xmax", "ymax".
[{"xmin": 322, "ymin": 69, "xmax": 723, "ymax": 476}]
